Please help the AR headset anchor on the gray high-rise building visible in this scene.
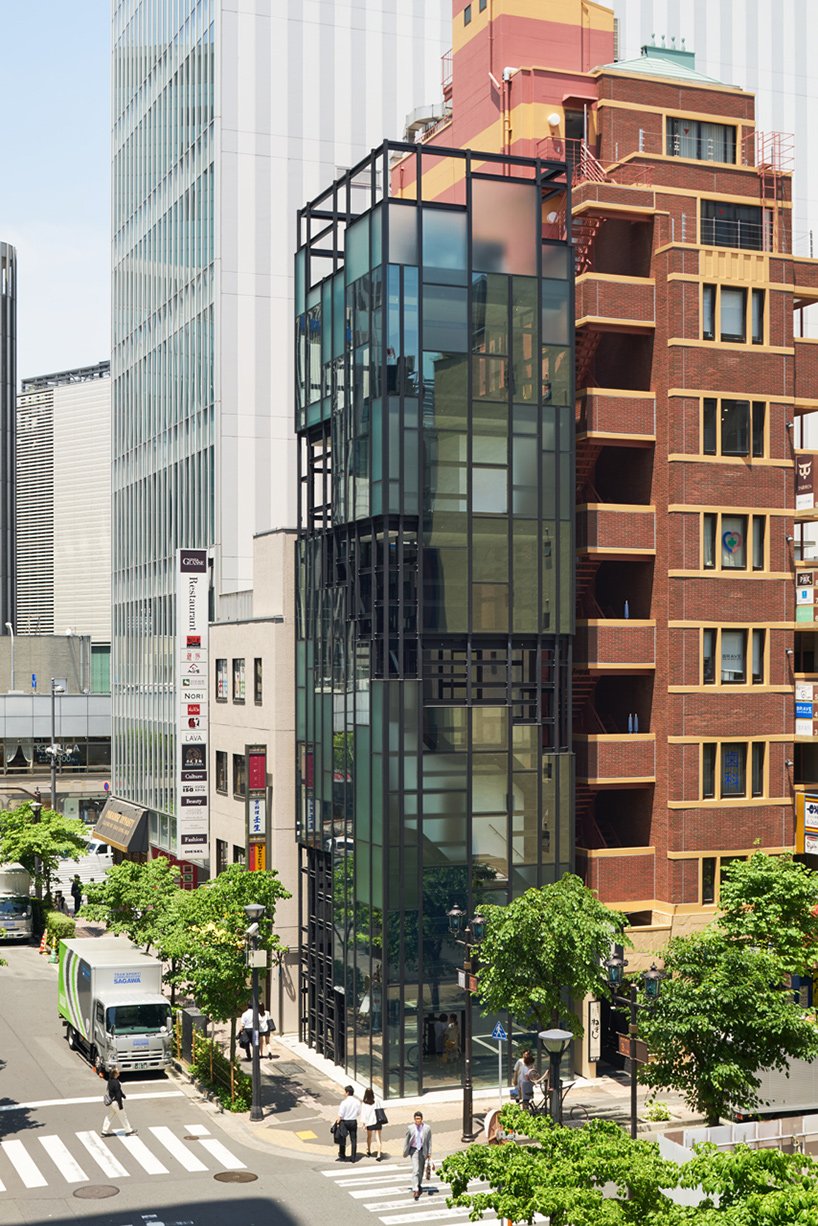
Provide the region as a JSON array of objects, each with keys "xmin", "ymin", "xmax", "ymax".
[
  {"xmin": 110, "ymin": 2, "xmax": 449, "ymax": 862},
  {"xmin": 0, "ymin": 243, "xmax": 15, "ymax": 634}
]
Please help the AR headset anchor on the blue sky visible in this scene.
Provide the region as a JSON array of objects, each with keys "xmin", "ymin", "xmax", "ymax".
[{"xmin": 0, "ymin": 2, "xmax": 110, "ymax": 381}]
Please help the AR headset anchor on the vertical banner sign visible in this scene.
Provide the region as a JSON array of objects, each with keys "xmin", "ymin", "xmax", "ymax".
[
  {"xmin": 176, "ymin": 550, "xmax": 209, "ymax": 861},
  {"xmin": 588, "ymin": 1000, "xmax": 601, "ymax": 1063},
  {"xmin": 797, "ymin": 570, "xmax": 816, "ymax": 625},
  {"xmin": 796, "ymin": 794, "xmax": 818, "ymax": 855},
  {"xmin": 796, "ymin": 456, "xmax": 816, "ymax": 512},
  {"xmin": 246, "ymin": 744, "xmax": 267, "ymax": 871}
]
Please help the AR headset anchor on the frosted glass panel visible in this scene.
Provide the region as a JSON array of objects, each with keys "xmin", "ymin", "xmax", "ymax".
[
  {"xmin": 472, "ymin": 178, "xmax": 537, "ymax": 275},
  {"xmin": 389, "ymin": 204, "xmax": 418, "ymax": 264}
]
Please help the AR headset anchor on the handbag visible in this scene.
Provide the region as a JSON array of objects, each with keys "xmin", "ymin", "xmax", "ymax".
[
  {"xmin": 103, "ymin": 1092, "xmax": 112, "ymax": 1106},
  {"xmin": 374, "ymin": 1106, "xmax": 388, "ymax": 1126}
]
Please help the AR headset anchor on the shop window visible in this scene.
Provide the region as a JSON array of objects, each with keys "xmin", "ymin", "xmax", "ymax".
[
  {"xmin": 216, "ymin": 658, "xmax": 228, "ymax": 700},
  {"xmin": 232, "ymin": 658, "xmax": 245, "ymax": 701}
]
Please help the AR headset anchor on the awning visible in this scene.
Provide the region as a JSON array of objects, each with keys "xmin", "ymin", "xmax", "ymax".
[{"xmin": 93, "ymin": 798, "xmax": 149, "ymax": 855}]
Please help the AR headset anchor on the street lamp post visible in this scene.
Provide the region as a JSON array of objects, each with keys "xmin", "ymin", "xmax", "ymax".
[
  {"xmin": 30, "ymin": 800, "xmax": 42, "ymax": 901},
  {"xmin": 447, "ymin": 904, "xmax": 486, "ymax": 1144},
  {"xmin": 605, "ymin": 957, "xmax": 665, "ymax": 1139},
  {"xmin": 244, "ymin": 902, "xmax": 266, "ymax": 1122},
  {"xmin": 538, "ymin": 1028, "xmax": 573, "ymax": 1123}
]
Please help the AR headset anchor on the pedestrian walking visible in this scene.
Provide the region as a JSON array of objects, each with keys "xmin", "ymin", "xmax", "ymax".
[
  {"xmin": 360, "ymin": 1087, "xmax": 385, "ymax": 1159},
  {"xmin": 238, "ymin": 1003, "xmax": 253, "ymax": 1060},
  {"xmin": 334, "ymin": 1085, "xmax": 361, "ymax": 1161},
  {"xmin": 101, "ymin": 1067, "xmax": 135, "ymax": 1136},
  {"xmin": 519, "ymin": 1053, "xmax": 541, "ymax": 1111},
  {"xmin": 70, "ymin": 875, "xmax": 83, "ymax": 917},
  {"xmin": 258, "ymin": 1003, "xmax": 271, "ymax": 1057},
  {"xmin": 434, "ymin": 1012, "xmax": 448, "ymax": 1060},
  {"xmin": 403, "ymin": 1110, "xmax": 432, "ymax": 1200},
  {"xmin": 511, "ymin": 1048, "xmax": 531, "ymax": 1099},
  {"xmin": 444, "ymin": 1013, "xmax": 460, "ymax": 1063}
]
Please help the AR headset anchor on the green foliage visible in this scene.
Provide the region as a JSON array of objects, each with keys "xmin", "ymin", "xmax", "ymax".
[
  {"xmin": 0, "ymin": 802, "xmax": 88, "ymax": 898},
  {"xmin": 717, "ymin": 849, "xmax": 818, "ymax": 974},
  {"xmin": 188, "ymin": 1036, "xmax": 252, "ymax": 1113},
  {"xmin": 168, "ymin": 864, "xmax": 291, "ymax": 1033},
  {"xmin": 45, "ymin": 910, "xmax": 75, "ymax": 946},
  {"xmin": 642, "ymin": 1099, "xmax": 671, "ymax": 1123},
  {"xmin": 476, "ymin": 875, "xmax": 628, "ymax": 1036},
  {"xmin": 438, "ymin": 1107, "xmax": 818, "ymax": 1225},
  {"xmin": 638, "ymin": 927, "xmax": 818, "ymax": 1125},
  {"xmin": 81, "ymin": 856, "xmax": 182, "ymax": 953}
]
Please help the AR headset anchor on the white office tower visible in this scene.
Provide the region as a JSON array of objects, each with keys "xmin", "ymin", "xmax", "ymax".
[
  {"xmin": 110, "ymin": 0, "xmax": 449, "ymax": 858},
  {"xmin": 16, "ymin": 363, "xmax": 111, "ymax": 689}
]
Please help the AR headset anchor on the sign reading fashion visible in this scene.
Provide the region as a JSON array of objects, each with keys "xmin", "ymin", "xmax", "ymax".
[{"xmin": 176, "ymin": 549, "xmax": 209, "ymax": 860}]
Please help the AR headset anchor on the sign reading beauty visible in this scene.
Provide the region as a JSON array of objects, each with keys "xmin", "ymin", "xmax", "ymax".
[{"xmin": 176, "ymin": 549, "xmax": 209, "ymax": 861}]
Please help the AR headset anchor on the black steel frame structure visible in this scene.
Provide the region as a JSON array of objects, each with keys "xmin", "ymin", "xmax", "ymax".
[{"xmin": 294, "ymin": 140, "xmax": 576, "ymax": 1097}]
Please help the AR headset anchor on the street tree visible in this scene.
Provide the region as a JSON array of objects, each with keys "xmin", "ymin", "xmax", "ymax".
[
  {"xmin": 637, "ymin": 927, "xmax": 818, "ymax": 1125},
  {"xmin": 0, "ymin": 801, "xmax": 88, "ymax": 900},
  {"xmin": 476, "ymin": 874, "xmax": 627, "ymax": 1035},
  {"xmin": 717, "ymin": 848, "xmax": 818, "ymax": 974},
  {"xmin": 439, "ymin": 1107, "xmax": 818, "ymax": 1225},
  {"xmin": 81, "ymin": 856, "xmax": 182, "ymax": 953},
  {"xmin": 171, "ymin": 864, "xmax": 291, "ymax": 1062}
]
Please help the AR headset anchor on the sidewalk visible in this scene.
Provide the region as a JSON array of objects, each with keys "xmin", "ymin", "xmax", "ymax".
[{"xmin": 206, "ymin": 1026, "xmax": 703, "ymax": 1163}]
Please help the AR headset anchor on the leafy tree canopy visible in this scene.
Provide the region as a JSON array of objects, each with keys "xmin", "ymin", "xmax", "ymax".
[
  {"xmin": 638, "ymin": 927, "xmax": 818, "ymax": 1125},
  {"xmin": 476, "ymin": 874, "xmax": 628, "ymax": 1036},
  {"xmin": 0, "ymin": 801, "xmax": 88, "ymax": 898},
  {"xmin": 717, "ymin": 849, "xmax": 818, "ymax": 974},
  {"xmin": 81, "ymin": 856, "xmax": 182, "ymax": 953},
  {"xmin": 439, "ymin": 1108, "xmax": 818, "ymax": 1226}
]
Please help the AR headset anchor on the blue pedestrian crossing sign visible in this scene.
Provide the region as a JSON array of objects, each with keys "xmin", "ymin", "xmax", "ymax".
[{"xmin": 491, "ymin": 1023, "xmax": 507, "ymax": 1041}]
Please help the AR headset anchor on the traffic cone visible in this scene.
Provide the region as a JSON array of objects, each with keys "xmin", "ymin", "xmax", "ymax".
[{"xmin": 38, "ymin": 931, "xmax": 47, "ymax": 955}]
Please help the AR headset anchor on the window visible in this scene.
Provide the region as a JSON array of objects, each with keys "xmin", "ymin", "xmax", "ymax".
[
  {"xmin": 667, "ymin": 117, "xmax": 736, "ymax": 163},
  {"xmin": 702, "ymin": 513, "xmax": 768, "ymax": 574},
  {"xmin": 233, "ymin": 845, "xmax": 246, "ymax": 865},
  {"xmin": 216, "ymin": 751, "xmax": 227, "ymax": 794},
  {"xmin": 216, "ymin": 658, "xmax": 228, "ymax": 700},
  {"xmin": 233, "ymin": 753, "xmax": 246, "ymax": 798},
  {"xmin": 702, "ymin": 854, "xmax": 748, "ymax": 904},
  {"xmin": 464, "ymin": 3, "xmax": 471, "ymax": 22},
  {"xmin": 702, "ymin": 628, "xmax": 764, "ymax": 686},
  {"xmin": 254, "ymin": 657, "xmax": 263, "ymax": 704},
  {"xmin": 701, "ymin": 400, "xmax": 765, "ymax": 457},
  {"xmin": 701, "ymin": 742, "xmax": 764, "ymax": 799},
  {"xmin": 232, "ymin": 658, "xmax": 245, "ymax": 701},
  {"xmin": 701, "ymin": 199, "xmax": 764, "ymax": 250},
  {"xmin": 702, "ymin": 286, "xmax": 764, "ymax": 345},
  {"xmin": 479, "ymin": 0, "xmax": 487, "ymax": 8},
  {"xmin": 216, "ymin": 839, "xmax": 228, "ymax": 874}
]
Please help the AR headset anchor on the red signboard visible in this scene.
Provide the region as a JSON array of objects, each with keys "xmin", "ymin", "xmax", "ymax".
[{"xmin": 248, "ymin": 749, "xmax": 266, "ymax": 792}]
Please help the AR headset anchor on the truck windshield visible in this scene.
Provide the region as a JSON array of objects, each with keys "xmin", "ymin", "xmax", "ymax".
[
  {"xmin": 106, "ymin": 1004, "xmax": 171, "ymax": 1034},
  {"xmin": 0, "ymin": 899, "xmax": 30, "ymax": 917}
]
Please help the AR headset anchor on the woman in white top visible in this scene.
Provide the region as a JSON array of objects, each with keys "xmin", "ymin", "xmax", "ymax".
[
  {"xmin": 360, "ymin": 1086, "xmax": 384, "ymax": 1159},
  {"xmin": 258, "ymin": 1004, "xmax": 270, "ymax": 1057}
]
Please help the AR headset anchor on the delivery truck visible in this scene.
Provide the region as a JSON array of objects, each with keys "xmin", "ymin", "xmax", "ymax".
[
  {"xmin": 58, "ymin": 936, "xmax": 172, "ymax": 1075},
  {"xmin": 0, "ymin": 863, "xmax": 33, "ymax": 941}
]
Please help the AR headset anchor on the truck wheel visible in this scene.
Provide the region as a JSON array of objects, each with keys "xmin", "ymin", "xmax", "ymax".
[
  {"xmin": 93, "ymin": 1049, "xmax": 104, "ymax": 1076},
  {"xmin": 66, "ymin": 1026, "xmax": 77, "ymax": 1050}
]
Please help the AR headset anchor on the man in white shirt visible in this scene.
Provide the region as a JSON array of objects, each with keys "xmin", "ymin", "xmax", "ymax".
[
  {"xmin": 403, "ymin": 1111, "xmax": 432, "ymax": 1199},
  {"xmin": 239, "ymin": 1004, "xmax": 254, "ymax": 1060},
  {"xmin": 335, "ymin": 1086, "xmax": 361, "ymax": 1161}
]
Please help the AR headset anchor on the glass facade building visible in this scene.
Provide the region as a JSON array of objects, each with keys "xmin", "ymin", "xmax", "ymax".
[
  {"xmin": 111, "ymin": 1, "xmax": 215, "ymax": 848},
  {"xmin": 295, "ymin": 144, "xmax": 575, "ymax": 1097}
]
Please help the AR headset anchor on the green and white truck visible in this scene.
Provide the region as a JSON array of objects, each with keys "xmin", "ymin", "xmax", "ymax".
[
  {"xmin": 58, "ymin": 936, "xmax": 172, "ymax": 1075},
  {"xmin": 0, "ymin": 863, "xmax": 33, "ymax": 942}
]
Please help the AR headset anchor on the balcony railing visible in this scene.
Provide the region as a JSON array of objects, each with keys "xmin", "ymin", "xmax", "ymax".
[
  {"xmin": 577, "ymin": 390, "xmax": 656, "ymax": 440},
  {"xmin": 575, "ymin": 274, "xmax": 655, "ymax": 330},
  {"xmin": 576, "ymin": 505, "xmax": 656, "ymax": 555},
  {"xmin": 574, "ymin": 620, "xmax": 656, "ymax": 671},
  {"xmin": 574, "ymin": 733, "xmax": 656, "ymax": 784}
]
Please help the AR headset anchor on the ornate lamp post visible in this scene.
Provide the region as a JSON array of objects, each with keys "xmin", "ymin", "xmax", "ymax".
[
  {"xmin": 447, "ymin": 904, "xmax": 486, "ymax": 1143},
  {"xmin": 538, "ymin": 1028, "xmax": 573, "ymax": 1123},
  {"xmin": 605, "ymin": 957, "xmax": 665, "ymax": 1138},
  {"xmin": 243, "ymin": 902, "xmax": 266, "ymax": 1122}
]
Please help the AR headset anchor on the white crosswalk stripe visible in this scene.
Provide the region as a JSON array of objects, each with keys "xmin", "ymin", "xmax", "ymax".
[
  {"xmin": 0, "ymin": 1125, "xmax": 244, "ymax": 1191},
  {"xmin": 319, "ymin": 1164, "xmax": 497, "ymax": 1226}
]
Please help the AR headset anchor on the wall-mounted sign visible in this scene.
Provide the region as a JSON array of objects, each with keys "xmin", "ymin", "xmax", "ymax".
[
  {"xmin": 797, "ymin": 456, "xmax": 816, "ymax": 512},
  {"xmin": 176, "ymin": 549, "xmax": 209, "ymax": 861},
  {"xmin": 796, "ymin": 793, "xmax": 818, "ymax": 855},
  {"xmin": 796, "ymin": 702, "xmax": 814, "ymax": 720},
  {"xmin": 588, "ymin": 999, "xmax": 601, "ymax": 1063}
]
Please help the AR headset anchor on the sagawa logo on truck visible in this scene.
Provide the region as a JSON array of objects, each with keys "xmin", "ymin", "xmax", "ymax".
[{"xmin": 113, "ymin": 971, "xmax": 142, "ymax": 985}]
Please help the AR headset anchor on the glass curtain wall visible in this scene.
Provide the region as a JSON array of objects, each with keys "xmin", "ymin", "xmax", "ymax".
[
  {"xmin": 296, "ymin": 147, "xmax": 574, "ymax": 1097},
  {"xmin": 111, "ymin": 0, "xmax": 215, "ymax": 845}
]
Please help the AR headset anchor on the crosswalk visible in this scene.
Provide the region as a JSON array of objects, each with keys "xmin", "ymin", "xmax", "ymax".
[
  {"xmin": 0, "ymin": 1123, "xmax": 246, "ymax": 1192},
  {"xmin": 321, "ymin": 1162, "xmax": 499, "ymax": 1226}
]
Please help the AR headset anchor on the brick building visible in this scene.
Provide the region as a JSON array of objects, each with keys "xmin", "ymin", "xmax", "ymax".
[{"xmin": 413, "ymin": 0, "xmax": 815, "ymax": 951}]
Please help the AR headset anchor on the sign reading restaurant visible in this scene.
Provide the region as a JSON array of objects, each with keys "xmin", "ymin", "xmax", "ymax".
[{"xmin": 176, "ymin": 549, "xmax": 209, "ymax": 861}]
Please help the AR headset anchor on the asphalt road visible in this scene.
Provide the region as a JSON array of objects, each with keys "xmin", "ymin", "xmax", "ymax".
[{"xmin": 0, "ymin": 942, "xmax": 420, "ymax": 1226}]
